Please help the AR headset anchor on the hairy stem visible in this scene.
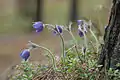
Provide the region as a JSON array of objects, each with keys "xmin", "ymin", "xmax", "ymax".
[
  {"xmin": 68, "ymin": 31, "xmax": 83, "ymax": 62},
  {"xmin": 58, "ymin": 33, "xmax": 65, "ymax": 65},
  {"xmin": 89, "ymin": 29, "xmax": 99, "ymax": 53},
  {"xmin": 79, "ymin": 26, "xmax": 88, "ymax": 49},
  {"xmin": 28, "ymin": 41, "xmax": 57, "ymax": 70}
]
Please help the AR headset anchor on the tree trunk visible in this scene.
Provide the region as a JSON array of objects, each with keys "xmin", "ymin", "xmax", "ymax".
[
  {"xmin": 70, "ymin": 0, "xmax": 78, "ymax": 22},
  {"xmin": 36, "ymin": 0, "xmax": 43, "ymax": 21},
  {"xmin": 99, "ymin": 0, "xmax": 120, "ymax": 70}
]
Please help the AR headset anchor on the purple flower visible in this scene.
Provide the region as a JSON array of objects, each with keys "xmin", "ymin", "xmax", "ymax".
[
  {"xmin": 53, "ymin": 25, "xmax": 62, "ymax": 35},
  {"xmin": 20, "ymin": 49, "xmax": 30, "ymax": 61},
  {"xmin": 77, "ymin": 20, "xmax": 88, "ymax": 37},
  {"xmin": 78, "ymin": 29, "xmax": 84, "ymax": 37},
  {"xmin": 33, "ymin": 21, "xmax": 44, "ymax": 32},
  {"xmin": 77, "ymin": 20, "xmax": 84, "ymax": 26}
]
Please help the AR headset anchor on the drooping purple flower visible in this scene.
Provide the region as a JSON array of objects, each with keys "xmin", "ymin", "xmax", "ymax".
[
  {"xmin": 77, "ymin": 20, "xmax": 84, "ymax": 26},
  {"xmin": 33, "ymin": 21, "xmax": 44, "ymax": 33},
  {"xmin": 53, "ymin": 25, "xmax": 62, "ymax": 35},
  {"xmin": 78, "ymin": 29, "xmax": 84, "ymax": 37},
  {"xmin": 20, "ymin": 49, "xmax": 30, "ymax": 61},
  {"xmin": 77, "ymin": 20, "xmax": 88, "ymax": 37}
]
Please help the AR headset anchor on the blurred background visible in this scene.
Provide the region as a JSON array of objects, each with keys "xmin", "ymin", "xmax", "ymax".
[{"xmin": 0, "ymin": 0, "xmax": 112, "ymax": 76}]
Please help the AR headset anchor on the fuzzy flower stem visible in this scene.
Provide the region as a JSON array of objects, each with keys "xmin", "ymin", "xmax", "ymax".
[
  {"xmin": 79, "ymin": 25, "xmax": 88, "ymax": 49},
  {"xmin": 58, "ymin": 33, "xmax": 65, "ymax": 65},
  {"xmin": 45, "ymin": 24, "xmax": 65, "ymax": 65},
  {"xmin": 89, "ymin": 28, "xmax": 99, "ymax": 53},
  {"xmin": 82, "ymin": 47, "xmax": 86, "ymax": 63},
  {"xmin": 83, "ymin": 31, "xmax": 88, "ymax": 48},
  {"xmin": 44, "ymin": 24, "xmax": 65, "ymax": 65},
  {"xmin": 28, "ymin": 41, "xmax": 57, "ymax": 70},
  {"xmin": 68, "ymin": 30, "xmax": 82, "ymax": 61},
  {"xmin": 69, "ymin": 31, "xmax": 78, "ymax": 52},
  {"xmin": 89, "ymin": 41, "xmax": 96, "ymax": 52}
]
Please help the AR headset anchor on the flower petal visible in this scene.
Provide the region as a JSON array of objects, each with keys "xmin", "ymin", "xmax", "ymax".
[
  {"xmin": 33, "ymin": 21, "xmax": 44, "ymax": 33},
  {"xmin": 53, "ymin": 25, "xmax": 63, "ymax": 35},
  {"xmin": 20, "ymin": 49, "xmax": 30, "ymax": 61},
  {"xmin": 56, "ymin": 26, "xmax": 62, "ymax": 33},
  {"xmin": 33, "ymin": 21, "xmax": 43, "ymax": 29},
  {"xmin": 77, "ymin": 20, "xmax": 83, "ymax": 25},
  {"xmin": 36, "ymin": 28, "xmax": 43, "ymax": 33},
  {"xmin": 78, "ymin": 29, "xmax": 84, "ymax": 37}
]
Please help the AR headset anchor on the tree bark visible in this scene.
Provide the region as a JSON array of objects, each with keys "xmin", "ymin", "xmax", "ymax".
[
  {"xmin": 70, "ymin": 0, "xmax": 78, "ymax": 22},
  {"xmin": 36, "ymin": 0, "xmax": 43, "ymax": 21},
  {"xmin": 99, "ymin": 0, "xmax": 120, "ymax": 70}
]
